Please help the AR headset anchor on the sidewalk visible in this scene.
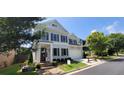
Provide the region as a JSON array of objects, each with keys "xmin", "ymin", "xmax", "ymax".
[{"xmin": 82, "ymin": 59, "xmax": 105, "ymax": 65}]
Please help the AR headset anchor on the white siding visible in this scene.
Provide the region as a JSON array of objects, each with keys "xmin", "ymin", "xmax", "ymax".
[
  {"xmin": 52, "ymin": 43, "xmax": 68, "ymax": 59},
  {"xmin": 69, "ymin": 47, "xmax": 82, "ymax": 59},
  {"xmin": 33, "ymin": 20, "xmax": 83, "ymax": 63}
]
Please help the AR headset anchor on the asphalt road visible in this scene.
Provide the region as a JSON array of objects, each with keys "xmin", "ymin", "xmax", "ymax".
[{"xmin": 73, "ymin": 57, "xmax": 124, "ymax": 75}]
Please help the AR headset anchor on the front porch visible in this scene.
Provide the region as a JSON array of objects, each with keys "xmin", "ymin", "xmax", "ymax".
[{"xmin": 32, "ymin": 42, "xmax": 53, "ymax": 63}]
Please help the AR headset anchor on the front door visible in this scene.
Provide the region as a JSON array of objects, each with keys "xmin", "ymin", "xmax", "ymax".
[{"xmin": 40, "ymin": 48, "xmax": 47, "ymax": 62}]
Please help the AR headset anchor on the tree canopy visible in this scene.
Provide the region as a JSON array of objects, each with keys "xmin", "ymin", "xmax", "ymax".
[
  {"xmin": 107, "ymin": 33, "xmax": 124, "ymax": 55},
  {"xmin": 0, "ymin": 17, "xmax": 45, "ymax": 52},
  {"xmin": 86, "ymin": 32, "xmax": 124, "ymax": 56},
  {"xmin": 86, "ymin": 32, "xmax": 108, "ymax": 56}
]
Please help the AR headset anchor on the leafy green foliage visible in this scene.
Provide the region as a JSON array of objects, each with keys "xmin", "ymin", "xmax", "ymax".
[
  {"xmin": 86, "ymin": 32, "xmax": 108, "ymax": 56},
  {"xmin": 28, "ymin": 52, "xmax": 33, "ymax": 63},
  {"xmin": 107, "ymin": 33, "xmax": 124, "ymax": 55},
  {"xmin": 0, "ymin": 63, "xmax": 38, "ymax": 75},
  {"xmin": 0, "ymin": 17, "xmax": 45, "ymax": 52},
  {"xmin": 86, "ymin": 32, "xmax": 124, "ymax": 56}
]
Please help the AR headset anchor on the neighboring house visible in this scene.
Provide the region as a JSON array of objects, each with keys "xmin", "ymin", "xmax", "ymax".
[{"xmin": 32, "ymin": 20, "xmax": 83, "ymax": 63}]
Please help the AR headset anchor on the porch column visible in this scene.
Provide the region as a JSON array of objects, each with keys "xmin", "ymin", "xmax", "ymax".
[
  {"xmin": 37, "ymin": 48, "xmax": 41, "ymax": 63},
  {"xmin": 36, "ymin": 43, "xmax": 41, "ymax": 63},
  {"xmin": 32, "ymin": 51, "xmax": 36, "ymax": 63},
  {"xmin": 50, "ymin": 44, "xmax": 53, "ymax": 62}
]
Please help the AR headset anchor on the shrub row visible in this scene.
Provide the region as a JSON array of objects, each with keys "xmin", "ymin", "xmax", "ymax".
[{"xmin": 52, "ymin": 57, "xmax": 73, "ymax": 66}]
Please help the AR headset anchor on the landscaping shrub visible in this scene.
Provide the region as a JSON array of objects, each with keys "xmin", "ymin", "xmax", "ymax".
[
  {"xmin": 95, "ymin": 52, "xmax": 108, "ymax": 56},
  {"xmin": 83, "ymin": 52, "xmax": 87, "ymax": 58},
  {"xmin": 61, "ymin": 58, "xmax": 64, "ymax": 62},
  {"xmin": 108, "ymin": 49, "xmax": 115, "ymax": 56},
  {"xmin": 53, "ymin": 59, "xmax": 57, "ymax": 61},
  {"xmin": 52, "ymin": 61, "xmax": 58, "ymax": 66},
  {"xmin": 102, "ymin": 52, "xmax": 108, "ymax": 56},
  {"xmin": 60, "ymin": 58, "xmax": 66, "ymax": 64},
  {"xmin": 67, "ymin": 57, "xmax": 73, "ymax": 61},
  {"xmin": 23, "ymin": 60, "xmax": 29, "ymax": 65},
  {"xmin": 57, "ymin": 59, "xmax": 61, "ymax": 62},
  {"xmin": 28, "ymin": 52, "xmax": 33, "ymax": 63},
  {"xmin": 65, "ymin": 58, "xmax": 67, "ymax": 61},
  {"xmin": 35, "ymin": 64, "xmax": 41, "ymax": 70}
]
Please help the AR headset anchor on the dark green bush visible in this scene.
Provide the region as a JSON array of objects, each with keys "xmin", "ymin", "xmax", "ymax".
[
  {"xmin": 28, "ymin": 52, "xmax": 33, "ymax": 63},
  {"xmin": 52, "ymin": 61, "xmax": 58, "ymax": 66},
  {"xmin": 108, "ymin": 49, "xmax": 115, "ymax": 56},
  {"xmin": 35, "ymin": 64, "xmax": 41, "ymax": 69}
]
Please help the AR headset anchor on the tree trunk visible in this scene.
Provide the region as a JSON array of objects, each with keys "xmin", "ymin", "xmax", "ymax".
[{"xmin": 116, "ymin": 51, "xmax": 118, "ymax": 56}]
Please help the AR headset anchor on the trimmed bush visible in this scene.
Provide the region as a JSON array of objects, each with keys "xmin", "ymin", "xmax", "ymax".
[
  {"xmin": 53, "ymin": 59, "xmax": 57, "ymax": 61},
  {"xmin": 57, "ymin": 59, "xmax": 61, "ymax": 62},
  {"xmin": 52, "ymin": 61, "xmax": 58, "ymax": 66},
  {"xmin": 35, "ymin": 64, "xmax": 41, "ymax": 70}
]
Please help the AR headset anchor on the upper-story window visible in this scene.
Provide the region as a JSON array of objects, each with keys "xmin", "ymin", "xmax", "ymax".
[
  {"xmin": 79, "ymin": 39, "xmax": 84, "ymax": 45},
  {"xmin": 51, "ymin": 33, "xmax": 59, "ymax": 42},
  {"xmin": 73, "ymin": 40, "xmax": 77, "ymax": 45},
  {"xmin": 41, "ymin": 32, "xmax": 49, "ymax": 41},
  {"xmin": 61, "ymin": 35, "xmax": 67, "ymax": 43},
  {"xmin": 69, "ymin": 39, "xmax": 77, "ymax": 45}
]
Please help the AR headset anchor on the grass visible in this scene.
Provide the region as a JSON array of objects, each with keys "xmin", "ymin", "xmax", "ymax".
[
  {"xmin": 98, "ymin": 56, "xmax": 117, "ymax": 60},
  {"xmin": 0, "ymin": 63, "xmax": 38, "ymax": 75},
  {"xmin": 96, "ymin": 53, "xmax": 124, "ymax": 61},
  {"xmin": 59, "ymin": 61, "xmax": 88, "ymax": 73}
]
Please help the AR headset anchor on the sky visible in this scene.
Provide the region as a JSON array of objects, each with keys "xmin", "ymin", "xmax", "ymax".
[{"xmin": 45, "ymin": 17, "xmax": 124, "ymax": 40}]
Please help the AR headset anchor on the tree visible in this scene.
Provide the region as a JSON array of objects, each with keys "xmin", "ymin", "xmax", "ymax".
[
  {"xmin": 0, "ymin": 17, "xmax": 45, "ymax": 53},
  {"xmin": 86, "ymin": 32, "xmax": 108, "ymax": 56},
  {"xmin": 32, "ymin": 27, "xmax": 46, "ymax": 51},
  {"xmin": 107, "ymin": 33, "xmax": 124, "ymax": 56}
]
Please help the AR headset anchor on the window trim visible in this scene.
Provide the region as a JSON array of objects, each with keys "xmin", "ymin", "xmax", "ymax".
[
  {"xmin": 53, "ymin": 48, "xmax": 60, "ymax": 56},
  {"xmin": 61, "ymin": 48, "xmax": 68, "ymax": 56},
  {"xmin": 51, "ymin": 33, "xmax": 59, "ymax": 42},
  {"xmin": 61, "ymin": 35, "xmax": 68, "ymax": 43}
]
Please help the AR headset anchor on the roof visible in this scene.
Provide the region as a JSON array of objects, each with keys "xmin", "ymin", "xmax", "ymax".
[{"xmin": 36, "ymin": 19, "xmax": 83, "ymax": 40}]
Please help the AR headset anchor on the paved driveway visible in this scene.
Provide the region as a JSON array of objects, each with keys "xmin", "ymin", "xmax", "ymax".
[{"xmin": 73, "ymin": 57, "xmax": 124, "ymax": 75}]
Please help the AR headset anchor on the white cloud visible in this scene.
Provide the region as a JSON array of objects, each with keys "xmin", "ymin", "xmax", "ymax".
[
  {"xmin": 91, "ymin": 29, "xmax": 97, "ymax": 33},
  {"xmin": 105, "ymin": 21, "xmax": 124, "ymax": 34}
]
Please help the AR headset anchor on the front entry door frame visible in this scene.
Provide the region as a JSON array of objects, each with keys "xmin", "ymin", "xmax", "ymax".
[{"xmin": 40, "ymin": 48, "xmax": 47, "ymax": 62}]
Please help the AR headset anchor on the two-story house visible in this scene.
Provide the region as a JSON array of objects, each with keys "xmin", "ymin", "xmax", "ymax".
[{"xmin": 32, "ymin": 20, "xmax": 83, "ymax": 63}]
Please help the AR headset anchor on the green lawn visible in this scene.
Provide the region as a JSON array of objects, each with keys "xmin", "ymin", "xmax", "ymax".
[
  {"xmin": 59, "ymin": 61, "xmax": 88, "ymax": 73},
  {"xmin": 0, "ymin": 63, "xmax": 38, "ymax": 75},
  {"xmin": 98, "ymin": 55, "xmax": 121, "ymax": 61},
  {"xmin": 0, "ymin": 61, "xmax": 88, "ymax": 75}
]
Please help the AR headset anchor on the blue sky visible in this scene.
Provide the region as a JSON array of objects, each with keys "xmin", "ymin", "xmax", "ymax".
[{"xmin": 45, "ymin": 17, "xmax": 124, "ymax": 40}]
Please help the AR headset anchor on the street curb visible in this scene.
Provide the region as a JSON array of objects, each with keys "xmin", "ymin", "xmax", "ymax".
[
  {"xmin": 64, "ymin": 60, "xmax": 106, "ymax": 75},
  {"xmin": 60, "ymin": 65, "xmax": 90, "ymax": 75}
]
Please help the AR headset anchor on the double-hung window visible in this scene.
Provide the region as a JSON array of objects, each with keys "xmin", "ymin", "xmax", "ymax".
[
  {"xmin": 61, "ymin": 35, "xmax": 67, "ymax": 43},
  {"xmin": 41, "ymin": 32, "xmax": 49, "ymax": 41},
  {"xmin": 61, "ymin": 48, "xmax": 68, "ymax": 56},
  {"xmin": 53, "ymin": 48, "xmax": 60, "ymax": 56},
  {"xmin": 51, "ymin": 33, "xmax": 59, "ymax": 42},
  {"xmin": 69, "ymin": 39, "xmax": 77, "ymax": 45}
]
